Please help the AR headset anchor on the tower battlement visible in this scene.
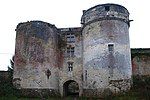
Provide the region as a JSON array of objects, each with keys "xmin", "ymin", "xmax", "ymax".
[
  {"xmin": 81, "ymin": 3, "xmax": 129, "ymax": 26},
  {"xmin": 15, "ymin": 21, "xmax": 57, "ymax": 42},
  {"xmin": 16, "ymin": 21, "xmax": 56, "ymax": 31}
]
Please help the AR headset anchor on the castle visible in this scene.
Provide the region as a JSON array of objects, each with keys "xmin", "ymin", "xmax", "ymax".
[{"xmin": 13, "ymin": 3, "xmax": 133, "ymax": 97}]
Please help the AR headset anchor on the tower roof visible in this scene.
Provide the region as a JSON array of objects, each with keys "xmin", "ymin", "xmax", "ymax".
[
  {"xmin": 84, "ymin": 3, "xmax": 129, "ymax": 15},
  {"xmin": 81, "ymin": 3, "xmax": 130, "ymax": 26}
]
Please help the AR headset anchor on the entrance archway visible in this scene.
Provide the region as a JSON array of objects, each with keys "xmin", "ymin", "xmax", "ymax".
[{"xmin": 63, "ymin": 80, "xmax": 79, "ymax": 97}]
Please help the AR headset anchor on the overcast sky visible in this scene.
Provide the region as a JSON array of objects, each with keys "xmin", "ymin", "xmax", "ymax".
[{"xmin": 0, "ymin": 0, "xmax": 149, "ymax": 70}]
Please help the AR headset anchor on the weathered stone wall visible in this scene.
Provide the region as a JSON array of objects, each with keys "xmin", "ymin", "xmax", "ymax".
[
  {"xmin": 14, "ymin": 21, "xmax": 59, "ymax": 93},
  {"xmin": 131, "ymin": 49, "xmax": 150, "ymax": 76},
  {"xmin": 58, "ymin": 28, "xmax": 83, "ymax": 96},
  {"xmin": 81, "ymin": 4, "xmax": 132, "ymax": 97},
  {"xmin": 13, "ymin": 3, "xmax": 150, "ymax": 98}
]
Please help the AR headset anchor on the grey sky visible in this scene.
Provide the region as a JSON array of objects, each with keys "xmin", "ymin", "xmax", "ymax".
[{"xmin": 0, "ymin": 0, "xmax": 149, "ymax": 70}]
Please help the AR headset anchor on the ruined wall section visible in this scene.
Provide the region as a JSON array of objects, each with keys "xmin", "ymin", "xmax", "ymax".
[
  {"xmin": 132, "ymin": 49, "xmax": 150, "ymax": 76},
  {"xmin": 81, "ymin": 4, "xmax": 132, "ymax": 96},
  {"xmin": 58, "ymin": 28, "xmax": 83, "ymax": 96},
  {"xmin": 14, "ymin": 21, "xmax": 59, "ymax": 92}
]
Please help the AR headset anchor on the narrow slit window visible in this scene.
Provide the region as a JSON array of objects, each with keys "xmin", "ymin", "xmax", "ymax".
[
  {"xmin": 85, "ymin": 70, "xmax": 87, "ymax": 81},
  {"xmin": 108, "ymin": 44, "xmax": 114, "ymax": 52}
]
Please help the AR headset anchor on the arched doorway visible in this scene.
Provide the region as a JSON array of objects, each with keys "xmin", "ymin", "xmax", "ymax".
[{"xmin": 63, "ymin": 80, "xmax": 79, "ymax": 97}]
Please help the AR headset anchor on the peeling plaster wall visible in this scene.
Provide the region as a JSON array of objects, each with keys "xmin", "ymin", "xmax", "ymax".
[
  {"xmin": 13, "ymin": 3, "xmax": 135, "ymax": 97},
  {"xmin": 58, "ymin": 28, "xmax": 83, "ymax": 96},
  {"xmin": 14, "ymin": 21, "xmax": 59, "ymax": 91},
  {"xmin": 132, "ymin": 49, "xmax": 150, "ymax": 76},
  {"xmin": 81, "ymin": 4, "xmax": 132, "ymax": 96}
]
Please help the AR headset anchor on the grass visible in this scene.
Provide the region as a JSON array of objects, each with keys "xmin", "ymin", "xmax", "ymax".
[
  {"xmin": 0, "ymin": 96, "xmax": 40, "ymax": 100},
  {"xmin": 0, "ymin": 92, "xmax": 148, "ymax": 100},
  {"xmin": 0, "ymin": 76, "xmax": 150, "ymax": 100},
  {"xmin": 0, "ymin": 91, "xmax": 149, "ymax": 100}
]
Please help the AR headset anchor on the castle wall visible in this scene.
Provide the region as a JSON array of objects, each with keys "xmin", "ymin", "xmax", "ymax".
[
  {"xmin": 132, "ymin": 49, "xmax": 150, "ymax": 76},
  {"xmin": 81, "ymin": 4, "xmax": 132, "ymax": 97},
  {"xmin": 58, "ymin": 28, "xmax": 83, "ymax": 96},
  {"xmin": 13, "ymin": 21, "xmax": 59, "ymax": 94},
  {"xmin": 12, "ymin": 3, "xmax": 141, "ymax": 98}
]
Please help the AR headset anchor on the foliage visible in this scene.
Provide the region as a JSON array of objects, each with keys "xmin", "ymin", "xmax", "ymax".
[
  {"xmin": 0, "ymin": 56, "xmax": 21, "ymax": 97},
  {"xmin": 58, "ymin": 34, "xmax": 67, "ymax": 50},
  {"xmin": 0, "ymin": 57, "xmax": 13, "ymax": 96},
  {"xmin": 132, "ymin": 75, "xmax": 150, "ymax": 89},
  {"xmin": 112, "ymin": 75, "xmax": 150, "ymax": 100},
  {"xmin": 132, "ymin": 75, "xmax": 150, "ymax": 100},
  {"xmin": 7, "ymin": 56, "xmax": 14, "ymax": 80}
]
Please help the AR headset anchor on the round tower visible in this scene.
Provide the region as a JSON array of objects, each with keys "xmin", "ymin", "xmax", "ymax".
[
  {"xmin": 13, "ymin": 21, "xmax": 59, "ymax": 96},
  {"xmin": 81, "ymin": 4, "xmax": 132, "ymax": 96}
]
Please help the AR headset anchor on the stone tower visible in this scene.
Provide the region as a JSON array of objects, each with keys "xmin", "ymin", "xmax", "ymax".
[
  {"xmin": 81, "ymin": 4, "xmax": 132, "ymax": 96},
  {"xmin": 13, "ymin": 21, "xmax": 59, "ymax": 96}
]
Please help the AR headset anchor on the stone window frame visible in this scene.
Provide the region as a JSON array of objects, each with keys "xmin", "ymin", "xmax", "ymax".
[
  {"xmin": 67, "ymin": 47, "xmax": 75, "ymax": 58},
  {"xmin": 66, "ymin": 33, "xmax": 75, "ymax": 43},
  {"xmin": 67, "ymin": 62, "xmax": 74, "ymax": 71},
  {"xmin": 108, "ymin": 43, "xmax": 114, "ymax": 52}
]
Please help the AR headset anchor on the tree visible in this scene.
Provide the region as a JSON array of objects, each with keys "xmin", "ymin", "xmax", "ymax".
[
  {"xmin": 8, "ymin": 56, "xmax": 14, "ymax": 72},
  {"xmin": 0, "ymin": 56, "xmax": 15, "ymax": 96}
]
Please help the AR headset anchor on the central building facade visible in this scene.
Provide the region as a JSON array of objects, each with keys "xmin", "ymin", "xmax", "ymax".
[{"xmin": 13, "ymin": 3, "xmax": 132, "ymax": 97}]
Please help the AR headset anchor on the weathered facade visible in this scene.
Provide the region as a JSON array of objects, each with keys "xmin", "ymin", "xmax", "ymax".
[
  {"xmin": 13, "ymin": 21, "xmax": 60, "ymax": 95},
  {"xmin": 131, "ymin": 49, "xmax": 150, "ymax": 76},
  {"xmin": 14, "ymin": 3, "xmax": 133, "ymax": 97},
  {"xmin": 81, "ymin": 4, "xmax": 132, "ymax": 96}
]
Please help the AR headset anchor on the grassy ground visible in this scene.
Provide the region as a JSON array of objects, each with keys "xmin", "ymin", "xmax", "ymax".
[
  {"xmin": 0, "ymin": 89, "xmax": 147, "ymax": 100},
  {"xmin": 0, "ymin": 76, "xmax": 149, "ymax": 100},
  {"xmin": 112, "ymin": 90, "xmax": 148, "ymax": 100},
  {"xmin": 0, "ymin": 90, "xmax": 149, "ymax": 100}
]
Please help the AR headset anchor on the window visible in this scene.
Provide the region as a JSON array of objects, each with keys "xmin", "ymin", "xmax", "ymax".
[
  {"xmin": 66, "ymin": 34, "xmax": 75, "ymax": 43},
  {"xmin": 85, "ymin": 70, "xmax": 87, "ymax": 81},
  {"xmin": 68, "ymin": 62, "xmax": 73, "ymax": 71},
  {"xmin": 108, "ymin": 44, "xmax": 114, "ymax": 52},
  {"xmin": 105, "ymin": 6, "xmax": 110, "ymax": 11},
  {"xmin": 46, "ymin": 69, "xmax": 51, "ymax": 79},
  {"xmin": 67, "ymin": 47, "xmax": 75, "ymax": 57}
]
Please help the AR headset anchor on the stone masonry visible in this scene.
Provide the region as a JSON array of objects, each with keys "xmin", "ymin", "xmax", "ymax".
[
  {"xmin": 131, "ymin": 49, "xmax": 150, "ymax": 76},
  {"xmin": 81, "ymin": 3, "xmax": 132, "ymax": 97},
  {"xmin": 13, "ymin": 3, "xmax": 133, "ymax": 97}
]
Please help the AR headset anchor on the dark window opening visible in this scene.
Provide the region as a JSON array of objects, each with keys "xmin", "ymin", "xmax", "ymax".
[
  {"xmin": 67, "ymin": 47, "xmax": 75, "ymax": 57},
  {"xmin": 85, "ymin": 70, "xmax": 87, "ymax": 81},
  {"xmin": 66, "ymin": 34, "xmax": 75, "ymax": 43},
  {"xmin": 68, "ymin": 62, "xmax": 73, "ymax": 71},
  {"xmin": 46, "ymin": 69, "xmax": 51, "ymax": 79},
  {"xmin": 105, "ymin": 6, "xmax": 110, "ymax": 11},
  {"xmin": 108, "ymin": 44, "xmax": 114, "ymax": 52}
]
